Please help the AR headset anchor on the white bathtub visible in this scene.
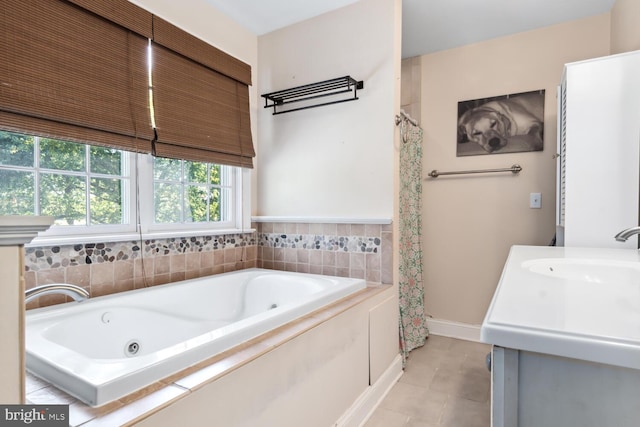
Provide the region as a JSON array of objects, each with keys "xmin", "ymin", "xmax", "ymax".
[{"xmin": 25, "ymin": 268, "xmax": 366, "ymax": 407}]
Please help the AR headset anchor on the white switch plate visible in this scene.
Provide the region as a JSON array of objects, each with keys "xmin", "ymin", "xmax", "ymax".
[{"xmin": 530, "ymin": 192, "xmax": 541, "ymax": 209}]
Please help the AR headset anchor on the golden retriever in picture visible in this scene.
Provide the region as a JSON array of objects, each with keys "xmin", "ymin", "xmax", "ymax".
[{"xmin": 457, "ymin": 92, "xmax": 544, "ymax": 154}]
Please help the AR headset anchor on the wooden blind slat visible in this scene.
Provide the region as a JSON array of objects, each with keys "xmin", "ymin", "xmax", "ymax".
[
  {"xmin": 0, "ymin": 0, "xmax": 153, "ymax": 152},
  {"xmin": 0, "ymin": 111, "xmax": 149, "ymax": 153},
  {"xmin": 152, "ymin": 44, "xmax": 255, "ymax": 168},
  {"xmin": 67, "ymin": 0, "xmax": 153, "ymax": 38},
  {"xmin": 153, "ymin": 143, "xmax": 254, "ymax": 169},
  {"xmin": 152, "ymin": 16, "xmax": 252, "ymax": 86}
]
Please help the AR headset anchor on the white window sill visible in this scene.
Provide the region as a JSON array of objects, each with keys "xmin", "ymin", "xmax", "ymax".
[{"xmin": 251, "ymin": 216, "xmax": 392, "ymax": 225}]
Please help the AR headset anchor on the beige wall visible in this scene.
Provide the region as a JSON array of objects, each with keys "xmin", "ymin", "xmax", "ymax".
[
  {"xmin": 611, "ymin": 0, "xmax": 640, "ymax": 54},
  {"xmin": 419, "ymin": 14, "xmax": 611, "ymax": 325}
]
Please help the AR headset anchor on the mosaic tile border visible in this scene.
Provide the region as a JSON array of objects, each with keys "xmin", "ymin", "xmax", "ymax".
[
  {"xmin": 24, "ymin": 229, "xmax": 384, "ymax": 272},
  {"xmin": 259, "ymin": 233, "xmax": 381, "ymax": 253},
  {"xmin": 23, "ymin": 222, "xmax": 393, "ymax": 308},
  {"xmin": 25, "ymin": 233, "xmax": 257, "ymax": 272}
]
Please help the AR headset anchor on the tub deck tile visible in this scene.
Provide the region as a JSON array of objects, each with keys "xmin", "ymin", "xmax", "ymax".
[
  {"xmin": 25, "ymin": 372, "xmax": 50, "ymax": 394},
  {"xmin": 25, "ymin": 373, "xmax": 77, "ymax": 406},
  {"xmin": 76, "ymin": 385, "xmax": 187, "ymax": 427},
  {"xmin": 69, "ymin": 399, "xmax": 124, "ymax": 427},
  {"xmin": 173, "ymin": 342, "xmax": 271, "ymax": 391}
]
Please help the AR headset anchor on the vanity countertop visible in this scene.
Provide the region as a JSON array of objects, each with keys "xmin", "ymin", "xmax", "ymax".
[{"xmin": 481, "ymin": 245, "xmax": 640, "ymax": 370}]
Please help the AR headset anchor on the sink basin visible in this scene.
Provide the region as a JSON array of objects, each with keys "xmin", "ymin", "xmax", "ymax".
[
  {"xmin": 481, "ymin": 245, "xmax": 640, "ymax": 371},
  {"xmin": 522, "ymin": 258, "xmax": 640, "ymax": 284}
]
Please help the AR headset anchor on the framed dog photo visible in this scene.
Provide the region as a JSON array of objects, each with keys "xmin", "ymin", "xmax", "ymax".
[{"xmin": 457, "ymin": 89, "xmax": 545, "ymax": 156}]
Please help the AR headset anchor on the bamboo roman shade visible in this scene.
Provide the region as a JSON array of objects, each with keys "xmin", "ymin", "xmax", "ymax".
[
  {"xmin": 151, "ymin": 17, "xmax": 255, "ymax": 168},
  {"xmin": 66, "ymin": 0, "xmax": 154, "ymax": 39},
  {"xmin": 0, "ymin": 0, "xmax": 154, "ymax": 153},
  {"xmin": 0, "ymin": 0, "xmax": 255, "ymax": 168}
]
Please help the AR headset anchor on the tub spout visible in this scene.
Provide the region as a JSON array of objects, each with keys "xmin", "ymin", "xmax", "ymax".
[
  {"xmin": 25, "ymin": 284, "xmax": 90, "ymax": 304},
  {"xmin": 614, "ymin": 226, "xmax": 640, "ymax": 242}
]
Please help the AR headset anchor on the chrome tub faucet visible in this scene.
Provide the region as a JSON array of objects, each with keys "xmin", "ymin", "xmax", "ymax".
[{"xmin": 25, "ymin": 284, "xmax": 90, "ymax": 304}]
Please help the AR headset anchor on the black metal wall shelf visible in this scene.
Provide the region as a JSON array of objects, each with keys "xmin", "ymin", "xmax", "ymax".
[{"xmin": 261, "ymin": 76, "xmax": 364, "ymax": 115}]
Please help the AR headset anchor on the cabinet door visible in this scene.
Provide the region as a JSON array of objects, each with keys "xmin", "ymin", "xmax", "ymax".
[
  {"xmin": 563, "ymin": 52, "xmax": 640, "ymax": 248},
  {"xmin": 491, "ymin": 346, "xmax": 519, "ymax": 427}
]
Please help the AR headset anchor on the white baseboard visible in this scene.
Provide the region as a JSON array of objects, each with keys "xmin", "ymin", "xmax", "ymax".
[
  {"xmin": 336, "ymin": 354, "xmax": 403, "ymax": 427},
  {"xmin": 427, "ymin": 318, "xmax": 482, "ymax": 342}
]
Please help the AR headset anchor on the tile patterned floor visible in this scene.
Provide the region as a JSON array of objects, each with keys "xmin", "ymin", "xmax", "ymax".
[{"xmin": 364, "ymin": 335, "xmax": 492, "ymax": 427}]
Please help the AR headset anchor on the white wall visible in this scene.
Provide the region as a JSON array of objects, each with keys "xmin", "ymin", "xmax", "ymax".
[{"xmin": 256, "ymin": 0, "xmax": 398, "ymax": 219}]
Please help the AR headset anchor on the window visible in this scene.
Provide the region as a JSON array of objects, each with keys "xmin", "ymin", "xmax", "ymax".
[
  {"xmin": 0, "ymin": 130, "xmax": 242, "ymax": 240},
  {"xmin": 0, "ymin": 131, "xmax": 130, "ymax": 227},
  {"xmin": 153, "ymin": 158, "xmax": 234, "ymax": 225}
]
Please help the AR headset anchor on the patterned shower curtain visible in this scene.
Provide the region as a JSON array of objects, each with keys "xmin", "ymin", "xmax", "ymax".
[{"xmin": 398, "ymin": 116, "xmax": 428, "ymax": 364}]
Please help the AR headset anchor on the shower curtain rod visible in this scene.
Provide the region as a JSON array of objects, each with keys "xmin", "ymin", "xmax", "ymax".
[{"xmin": 427, "ymin": 164, "xmax": 522, "ymax": 178}]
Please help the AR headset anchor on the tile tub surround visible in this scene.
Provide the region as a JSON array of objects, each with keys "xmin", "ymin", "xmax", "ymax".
[
  {"xmin": 256, "ymin": 222, "xmax": 393, "ymax": 284},
  {"xmin": 23, "ymin": 222, "xmax": 393, "ymax": 308},
  {"xmin": 24, "ymin": 233, "xmax": 258, "ymax": 308}
]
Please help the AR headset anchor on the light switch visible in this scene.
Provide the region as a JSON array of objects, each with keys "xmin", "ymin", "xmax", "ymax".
[{"xmin": 530, "ymin": 193, "xmax": 541, "ymax": 209}]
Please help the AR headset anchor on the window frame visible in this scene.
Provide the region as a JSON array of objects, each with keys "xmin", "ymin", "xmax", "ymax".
[
  {"xmin": 0, "ymin": 135, "xmax": 138, "ymax": 237},
  {"xmin": 137, "ymin": 154, "xmax": 244, "ymax": 235},
  {"xmin": 0, "ymin": 137, "xmax": 250, "ymax": 246}
]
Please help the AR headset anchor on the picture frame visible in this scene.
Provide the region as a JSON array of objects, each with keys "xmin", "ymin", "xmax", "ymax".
[{"xmin": 457, "ymin": 90, "xmax": 545, "ymax": 156}]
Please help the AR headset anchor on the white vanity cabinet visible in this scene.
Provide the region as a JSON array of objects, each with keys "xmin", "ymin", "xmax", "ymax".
[
  {"xmin": 482, "ymin": 245, "xmax": 640, "ymax": 427},
  {"xmin": 490, "ymin": 347, "xmax": 640, "ymax": 427},
  {"xmin": 557, "ymin": 50, "xmax": 640, "ymax": 249}
]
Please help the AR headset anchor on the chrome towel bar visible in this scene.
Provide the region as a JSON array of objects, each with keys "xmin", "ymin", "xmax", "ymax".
[{"xmin": 428, "ymin": 164, "xmax": 522, "ymax": 178}]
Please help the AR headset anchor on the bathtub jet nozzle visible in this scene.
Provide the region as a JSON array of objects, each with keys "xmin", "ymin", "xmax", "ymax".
[{"xmin": 125, "ymin": 340, "xmax": 141, "ymax": 357}]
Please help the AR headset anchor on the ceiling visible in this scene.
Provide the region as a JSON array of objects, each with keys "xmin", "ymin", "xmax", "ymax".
[{"xmin": 205, "ymin": 0, "xmax": 616, "ymax": 58}]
